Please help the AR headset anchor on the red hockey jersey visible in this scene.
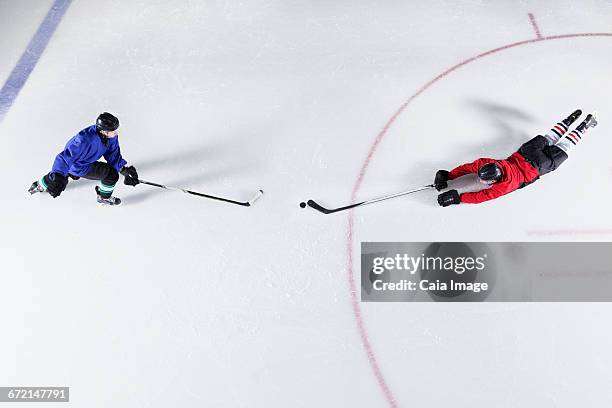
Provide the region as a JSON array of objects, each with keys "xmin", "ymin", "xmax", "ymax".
[{"xmin": 448, "ymin": 152, "xmax": 540, "ymax": 204}]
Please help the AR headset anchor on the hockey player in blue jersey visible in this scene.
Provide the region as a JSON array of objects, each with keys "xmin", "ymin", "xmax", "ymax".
[{"xmin": 28, "ymin": 112, "xmax": 139, "ymax": 206}]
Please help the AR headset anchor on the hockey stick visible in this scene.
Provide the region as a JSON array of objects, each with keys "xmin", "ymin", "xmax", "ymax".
[
  {"xmin": 303, "ymin": 184, "xmax": 435, "ymax": 214},
  {"xmin": 138, "ymin": 179, "xmax": 264, "ymax": 207}
]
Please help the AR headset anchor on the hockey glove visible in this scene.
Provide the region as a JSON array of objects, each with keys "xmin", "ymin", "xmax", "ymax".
[
  {"xmin": 44, "ymin": 172, "xmax": 69, "ymax": 198},
  {"xmin": 120, "ymin": 165, "xmax": 139, "ymax": 186},
  {"xmin": 434, "ymin": 170, "xmax": 450, "ymax": 191},
  {"xmin": 437, "ymin": 189, "xmax": 460, "ymax": 207}
]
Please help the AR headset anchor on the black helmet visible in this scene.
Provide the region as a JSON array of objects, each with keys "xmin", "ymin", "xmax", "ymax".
[
  {"xmin": 478, "ymin": 163, "xmax": 502, "ymax": 182},
  {"xmin": 96, "ymin": 112, "xmax": 119, "ymax": 132}
]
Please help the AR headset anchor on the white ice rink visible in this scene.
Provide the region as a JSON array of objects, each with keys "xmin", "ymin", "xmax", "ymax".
[{"xmin": 1, "ymin": 1, "xmax": 612, "ymax": 407}]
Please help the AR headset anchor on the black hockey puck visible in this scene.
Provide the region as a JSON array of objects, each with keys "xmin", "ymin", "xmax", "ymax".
[{"xmin": 299, "ymin": 202, "xmax": 306, "ymax": 208}]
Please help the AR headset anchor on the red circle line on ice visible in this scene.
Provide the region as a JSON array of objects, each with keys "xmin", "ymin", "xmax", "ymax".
[{"xmin": 346, "ymin": 31, "xmax": 612, "ymax": 408}]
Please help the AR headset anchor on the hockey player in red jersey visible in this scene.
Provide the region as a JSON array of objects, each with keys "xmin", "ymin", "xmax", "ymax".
[{"xmin": 435, "ymin": 110, "xmax": 598, "ymax": 206}]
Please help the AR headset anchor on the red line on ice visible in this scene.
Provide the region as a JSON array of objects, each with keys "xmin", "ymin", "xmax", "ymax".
[
  {"xmin": 346, "ymin": 31, "xmax": 612, "ymax": 408},
  {"xmin": 528, "ymin": 13, "xmax": 543, "ymax": 39}
]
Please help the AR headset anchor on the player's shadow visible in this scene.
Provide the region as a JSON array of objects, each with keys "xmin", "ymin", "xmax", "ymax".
[
  {"xmin": 463, "ymin": 99, "xmax": 535, "ymax": 157},
  {"xmin": 63, "ymin": 143, "xmax": 218, "ymax": 192}
]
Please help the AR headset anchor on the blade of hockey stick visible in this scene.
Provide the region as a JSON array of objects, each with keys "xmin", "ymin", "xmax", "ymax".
[
  {"xmin": 247, "ymin": 189, "xmax": 265, "ymax": 206},
  {"xmin": 306, "ymin": 199, "xmax": 364, "ymax": 214},
  {"xmin": 139, "ymin": 179, "xmax": 264, "ymax": 207},
  {"xmin": 305, "ymin": 184, "xmax": 434, "ymax": 214}
]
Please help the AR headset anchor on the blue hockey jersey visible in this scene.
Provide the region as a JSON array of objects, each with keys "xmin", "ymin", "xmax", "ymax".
[{"xmin": 51, "ymin": 125, "xmax": 127, "ymax": 177}]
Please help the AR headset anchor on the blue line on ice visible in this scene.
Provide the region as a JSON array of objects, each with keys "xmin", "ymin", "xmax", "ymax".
[{"xmin": 0, "ymin": 0, "xmax": 72, "ymax": 124}]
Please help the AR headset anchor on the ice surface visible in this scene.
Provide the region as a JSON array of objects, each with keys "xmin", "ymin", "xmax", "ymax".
[{"xmin": 1, "ymin": 1, "xmax": 612, "ymax": 407}]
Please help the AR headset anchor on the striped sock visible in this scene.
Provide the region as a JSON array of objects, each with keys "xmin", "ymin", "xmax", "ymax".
[
  {"xmin": 544, "ymin": 122, "xmax": 568, "ymax": 145},
  {"xmin": 97, "ymin": 181, "xmax": 115, "ymax": 198},
  {"xmin": 555, "ymin": 128, "xmax": 583, "ymax": 153},
  {"xmin": 39, "ymin": 175, "xmax": 48, "ymax": 191}
]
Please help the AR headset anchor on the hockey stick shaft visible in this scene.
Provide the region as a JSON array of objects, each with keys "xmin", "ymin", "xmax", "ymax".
[
  {"xmin": 138, "ymin": 179, "xmax": 262, "ymax": 206},
  {"xmin": 306, "ymin": 184, "xmax": 434, "ymax": 214},
  {"xmin": 360, "ymin": 184, "xmax": 434, "ymax": 205}
]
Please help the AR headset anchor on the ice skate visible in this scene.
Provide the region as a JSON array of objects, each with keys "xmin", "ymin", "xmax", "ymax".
[
  {"xmin": 95, "ymin": 186, "xmax": 122, "ymax": 206},
  {"xmin": 562, "ymin": 109, "xmax": 582, "ymax": 127},
  {"xmin": 575, "ymin": 112, "xmax": 598, "ymax": 133},
  {"xmin": 28, "ymin": 180, "xmax": 45, "ymax": 195}
]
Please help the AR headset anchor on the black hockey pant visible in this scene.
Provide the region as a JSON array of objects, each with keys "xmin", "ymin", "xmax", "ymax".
[
  {"xmin": 518, "ymin": 135, "xmax": 568, "ymax": 176},
  {"xmin": 79, "ymin": 162, "xmax": 119, "ymax": 197}
]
